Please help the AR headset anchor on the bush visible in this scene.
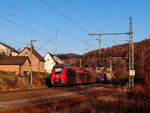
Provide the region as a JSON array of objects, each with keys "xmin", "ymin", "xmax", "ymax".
[{"xmin": 33, "ymin": 72, "xmax": 49, "ymax": 78}]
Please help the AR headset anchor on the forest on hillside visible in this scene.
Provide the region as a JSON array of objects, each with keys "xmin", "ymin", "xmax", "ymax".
[{"xmin": 57, "ymin": 38, "xmax": 150, "ymax": 82}]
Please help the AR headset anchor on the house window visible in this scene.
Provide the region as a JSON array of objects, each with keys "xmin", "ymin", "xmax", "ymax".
[
  {"xmin": 47, "ymin": 58, "xmax": 49, "ymax": 61},
  {"xmin": 25, "ymin": 53, "xmax": 28, "ymax": 56}
]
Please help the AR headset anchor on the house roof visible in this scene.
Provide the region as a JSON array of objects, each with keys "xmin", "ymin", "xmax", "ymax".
[
  {"xmin": 0, "ymin": 56, "xmax": 29, "ymax": 65},
  {"xmin": 0, "ymin": 42, "xmax": 19, "ymax": 53},
  {"xmin": 48, "ymin": 53, "xmax": 58, "ymax": 64},
  {"xmin": 46, "ymin": 53, "xmax": 63, "ymax": 64},
  {"xmin": 53, "ymin": 55, "xmax": 64, "ymax": 64},
  {"xmin": 20, "ymin": 47, "xmax": 45, "ymax": 62}
]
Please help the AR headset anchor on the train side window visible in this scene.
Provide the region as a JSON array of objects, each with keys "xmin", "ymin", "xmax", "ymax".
[
  {"xmin": 85, "ymin": 74, "xmax": 90, "ymax": 79},
  {"xmin": 67, "ymin": 70, "xmax": 71, "ymax": 76},
  {"xmin": 70, "ymin": 70, "xmax": 76, "ymax": 77},
  {"xmin": 78, "ymin": 73, "xmax": 84, "ymax": 79}
]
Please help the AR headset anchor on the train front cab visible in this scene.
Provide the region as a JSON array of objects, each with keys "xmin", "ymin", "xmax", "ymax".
[{"xmin": 51, "ymin": 65, "xmax": 67, "ymax": 85}]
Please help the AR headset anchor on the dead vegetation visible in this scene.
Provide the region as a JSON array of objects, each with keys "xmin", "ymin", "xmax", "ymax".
[
  {"xmin": 1, "ymin": 84, "xmax": 149, "ymax": 113},
  {"xmin": 0, "ymin": 77, "xmax": 48, "ymax": 91},
  {"xmin": 51, "ymin": 84, "xmax": 150, "ymax": 113}
]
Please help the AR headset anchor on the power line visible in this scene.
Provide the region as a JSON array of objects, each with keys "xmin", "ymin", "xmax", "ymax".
[
  {"xmin": 54, "ymin": 39, "xmax": 84, "ymax": 53},
  {"xmin": 40, "ymin": 0, "xmax": 90, "ymax": 33},
  {"xmin": 0, "ymin": 8, "xmax": 82, "ymax": 42},
  {"xmin": 0, "ymin": 15, "xmax": 85, "ymax": 53},
  {"xmin": 0, "ymin": 2, "xmax": 86, "ymax": 49},
  {"xmin": 83, "ymin": 40, "xmax": 95, "ymax": 50},
  {"xmin": 52, "ymin": 41, "xmax": 79, "ymax": 54},
  {"xmin": 0, "ymin": 16, "xmax": 52, "ymax": 39},
  {"xmin": 0, "ymin": 0, "xmax": 92, "ymax": 53},
  {"xmin": 1, "ymin": 0, "xmax": 40, "ymax": 22},
  {"xmin": 38, "ymin": 40, "xmax": 52, "ymax": 50},
  {"xmin": 97, "ymin": 17, "xmax": 129, "ymax": 33},
  {"xmin": 0, "ymin": 35, "xmax": 29, "ymax": 46},
  {"xmin": 38, "ymin": 38, "xmax": 85, "ymax": 54},
  {"xmin": 66, "ymin": 0, "xmax": 129, "ymax": 33},
  {"xmin": 0, "ymin": 36, "xmax": 28, "ymax": 51},
  {"xmin": 65, "ymin": 0, "xmax": 102, "ymax": 32}
]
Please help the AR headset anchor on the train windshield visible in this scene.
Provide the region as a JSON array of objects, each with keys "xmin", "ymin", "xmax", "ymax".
[{"xmin": 54, "ymin": 65, "xmax": 64, "ymax": 74}]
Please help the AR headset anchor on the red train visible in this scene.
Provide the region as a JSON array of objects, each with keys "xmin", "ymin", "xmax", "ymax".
[{"xmin": 51, "ymin": 64, "xmax": 96, "ymax": 85}]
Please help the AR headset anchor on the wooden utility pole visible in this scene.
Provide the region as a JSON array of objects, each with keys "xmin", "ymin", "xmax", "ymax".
[
  {"xmin": 110, "ymin": 59, "xmax": 112, "ymax": 74},
  {"xmin": 80, "ymin": 58, "xmax": 82, "ymax": 68},
  {"xmin": 98, "ymin": 35, "xmax": 101, "ymax": 53},
  {"xmin": 30, "ymin": 40, "xmax": 36, "ymax": 85},
  {"xmin": 30, "ymin": 40, "xmax": 33, "ymax": 85}
]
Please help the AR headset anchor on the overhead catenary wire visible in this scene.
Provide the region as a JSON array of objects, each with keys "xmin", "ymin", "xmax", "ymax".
[
  {"xmin": 0, "ymin": 36, "xmax": 27, "ymax": 51},
  {"xmin": 39, "ymin": 39, "xmax": 86, "ymax": 54},
  {"xmin": 40, "ymin": 0, "xmax": 90, "ymax": 33},
  {"xmin": 0, "ymin": 2, "xmax": 85, "ymax": 49},
  {"xmin": 57, "ymin": 39, "xmax": 84, "ymax": 52},
  {"xmin": 97, "ymin": 17, "xmax": 129, "ymax": 33},
  {"xmin": 0, "ymin": 0, "xmax": 96, "ymax": 54},
  {"xmin": 0, "ymin": 36, "xmax": 28, "ymax": 46},
  {"xmin": 65, "ymin": 0, "xmax": 102, "ymax": 32},
  {"xmin": 38, "ymin": 40, "xmax": 52, "ymax": 50},
  {"xmin": 0, "ymin": 16, "xmax": 84, "ymax": 53},
  {"xmin": 83, "ymin": 40, "xmax": 95, "ymax": 50},
  {"xmin": 1, "ymin": 0, "xmax": 40, "ymax": 22},
  {"xmin": 2, "ymin": 0, "xmax": 130, "ymax": 49},
  {"xmin": 0, "ymin": 16, "xmax": 53, "ymax": 39},
  {"xmin": 40, "ymin": 0, "xmax": 97, "ymax": 51},
  {"xmin": 52, "ymin": 40, "xmax": 82, "ymax": 54}
]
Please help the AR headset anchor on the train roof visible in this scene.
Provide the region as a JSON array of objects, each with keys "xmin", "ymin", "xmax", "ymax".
[{"xmin": 54, "ymin": 64, "xmax": 94, "ymax": 73}]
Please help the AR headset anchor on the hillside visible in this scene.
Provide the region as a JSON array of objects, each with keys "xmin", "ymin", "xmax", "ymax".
[
  {"xmin": 56, "ymin": 53, "xmax": 82, "ymax": 66},
  {"xmin": 57, "ymin": 38, "xmax": 150, "ymax": 81}
]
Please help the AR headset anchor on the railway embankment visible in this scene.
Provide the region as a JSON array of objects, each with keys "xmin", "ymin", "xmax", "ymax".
[
  {"xmin": 0, "ymin": 84, "xmax": 112, "ymax": 112},
  {"xmin": 0, "ymin": 83, "xmax": 150, "ymax": 113}
]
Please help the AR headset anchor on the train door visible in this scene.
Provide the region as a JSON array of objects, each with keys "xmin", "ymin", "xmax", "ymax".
[
  {"xmin": 66, "ymin": 68, "xmax": 71, "ymax": 83},
  {"xmin": 77, "ymin": 71, "xmax": 85, "ymax": 84},
  {"xmin": 70, "ymin": 69, "xmax": 77, "ymax": 83},
  {"xmin": 66, "ymin": 69, "xmax": 77, "ymax": 83}
]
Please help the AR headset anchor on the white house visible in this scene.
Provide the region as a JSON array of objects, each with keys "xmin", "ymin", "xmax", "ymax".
[
  {"xmin": 0, "ymin": 42, "xmax": 19, "ymax": 56},
  {"xmin": 53, "ymin": 55, "xmax": 64, "ymax": 64},
  {"xmin": 44, "ymin": 53, "xmax": 63, "ymax": 73}
]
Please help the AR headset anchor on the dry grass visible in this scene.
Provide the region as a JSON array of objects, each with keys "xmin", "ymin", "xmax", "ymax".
[
  {"xmin": 0, "ymin": 71, "xmax": 18, "ymax": 79},
  {"xmin": 52, "ymin": 83, "xmax": 150, "ymax": 113},
  {"xmin": 0, "ymin": 77, "xmax": 48, "ymax": 91}
]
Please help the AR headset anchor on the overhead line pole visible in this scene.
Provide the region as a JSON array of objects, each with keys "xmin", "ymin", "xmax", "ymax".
[
  {"xmin": 89, "ymin": 16, "xmax": 135, "ymax": 88},
  {"xmin": 89, "ymin": 32, "xmax": 129, "ymax": 53},
  {"xmin": 129, "ymin": 16, "xmax": 135, "ymax": 88}
]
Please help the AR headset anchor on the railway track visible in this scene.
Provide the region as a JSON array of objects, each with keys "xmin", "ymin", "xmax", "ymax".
[
  {"xmin": 0, "ymin": 87, "xmax": 115, "ymax": 113},
  {"xmin": 0, "ymin": 83, "xmax": 115, "ymax": 112}
]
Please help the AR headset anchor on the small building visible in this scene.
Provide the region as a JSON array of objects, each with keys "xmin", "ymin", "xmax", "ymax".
[
  {"xmin": 0, "ymin": 42, "xmax": 19, "ymax": 56},
  {"xmin": 0, "ymin": 56, "xmax": 30, "ymax": 75},
  {"xmin": 44, "ymin": 53, "xmax": 63, "ymax": 73},
  {"xmin": 18, "ymin": 47, "xmax": 45, "ymax": 72}
]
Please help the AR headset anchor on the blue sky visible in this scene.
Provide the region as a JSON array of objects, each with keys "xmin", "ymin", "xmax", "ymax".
[{"xmin": 0, "ymin": 0, "xmax": 150, "ymax": 55}]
